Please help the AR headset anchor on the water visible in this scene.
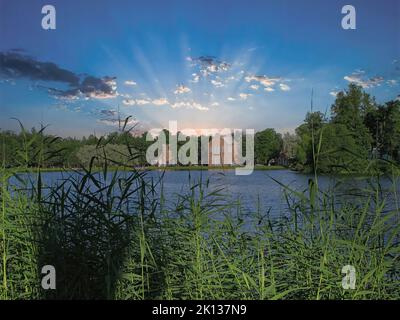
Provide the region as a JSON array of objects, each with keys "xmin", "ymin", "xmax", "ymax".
[{"xmin": 11, "ymin": 169, "xmax": 400, "ymax": 216}]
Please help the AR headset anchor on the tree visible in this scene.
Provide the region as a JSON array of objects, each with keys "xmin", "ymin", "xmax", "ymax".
[
  {"xmin": 294, "ymin": 111, "xmax": 327, "ymax": 171},
  {"xmin": 331, "ymin": 84, "xmax": 374, "ymax": 153},
  {"xmin": 254, "ymin": 129, "xmax": 282, "ymax": 165},
  {"xmin": 317, "ymin": 123, "xmax": 368, "ymax": 173},
  {"xmin": 282, "ymin": 132, "xmax": 298, "ymax": 160},
  {"xmin": 365, "ymin": 100, "xmax": 400, "ymax": 161}
]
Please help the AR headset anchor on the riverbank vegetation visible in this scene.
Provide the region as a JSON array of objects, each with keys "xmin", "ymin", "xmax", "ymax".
[
  {"xmin": 1, "ymin": 156, "xmax": 399, "ymax": 299},
  {"xmin": 1, "ymin": 84, "xmax": 399, "ymax": 175},
  {"xmin": 293, "ymin": 84, "xmax": 400, "ymax": 174}
]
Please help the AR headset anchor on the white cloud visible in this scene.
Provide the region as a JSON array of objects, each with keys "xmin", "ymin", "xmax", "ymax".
[
  {"xmin": 174, "ymin": 84, "xmax": 191, "ymax": 94},
  {"xmin": 239, "ymin": 93, "xmax": 252, "ymax": 100},
  {"xmin": 211, "ymin": 79, "xmax": 224, "ymax": 88},
  {"xmin": 329, "ymin": 91, "xmax": 339, "ymax": 97},
  {"xmin": 264, "ymin": 87, "xmax": 275, "ymax": 92},
  {"xmin": 190, "ymin": 73, "xmax": 200, "ymax": 83},
  {"xmin": 227, "ymin": 97, "xmax": 236, "ymax": 101},
  {"xmin": 122, "ymin": 99, "xmax": 136, "ymax": 106},
  {"xmin": 250, "ymin": 84, "xmax": 259, "ymax": 90},
  {"xmin": 119, "ymin": 93, "xmax": 132, "ymax": 98},
  {"xmin": 344, "ymin": 70, "xmax": 384, "ymax": 88},
  {"xmin": 171, "ymin": 101, "xmax": 209, "ymax": 111},
  {"xmin": 124, "ymin": 80, "xmax": 137, "ymax": 86},
  {"xmin": 188, "ymin": 56, "xmax": 230, "ymax": 77},
  {"xmin": 122, "ymin": 98, "xmax": 152, "ymax": 106},
  {"xmin": 245, "ymin": 75, "xmax": 282, "ymax": 87},
  {"xmin": 225, "ymin": 75, "xmax": 236, "ymax": 82},
  {"xmin": 152, "ymin": 98, "xmax": 169, "ymax": 106},
  {"xmin": 279, "ymin": 83, "xmax": 291, "ymax": 91},
  {"xmin": 136, "ymin": 99, "xmax": 150, "ymax": 105}
]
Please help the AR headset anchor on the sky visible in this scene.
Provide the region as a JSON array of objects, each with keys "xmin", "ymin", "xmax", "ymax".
[{"xmin": 0, "ymin": 0, "xmax": 399, "ymax": 137}]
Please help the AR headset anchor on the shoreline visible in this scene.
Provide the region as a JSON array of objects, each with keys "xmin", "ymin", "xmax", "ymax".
[
  {"xmin": 10, "ymin": 165, "xmax": 288, "ymax": 173},
  {"xmin": 6, "ymin": 166, "xmax": 396, "ymax": 177}
]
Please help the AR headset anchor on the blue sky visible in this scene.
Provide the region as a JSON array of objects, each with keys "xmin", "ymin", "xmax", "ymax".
[{"xmin": 0, "ymin": 0, "xmax": 399, "ymax": 137}]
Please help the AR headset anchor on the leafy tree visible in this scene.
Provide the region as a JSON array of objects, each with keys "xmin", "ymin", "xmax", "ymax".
[
  {"xmin": 365, "ymin": 100, "xmax": 400, "ymax": 161},
  {"xmin": 282, "ymin": 132, "xmax": 298, "ymax": 160},
  {"xmin": 331, "ymin": 84, "xmax": 374, "ymax": 152},
  {"xmin": 254, "ymin": 129, "xmax": 282, "ymax": 165},
  {"xmin": 294, "ymin": 111, "xmax": 327, "ymax": 171},
  {"xmin": 317, "ymin": 123, "xmax": 368, "ymax": 173}
]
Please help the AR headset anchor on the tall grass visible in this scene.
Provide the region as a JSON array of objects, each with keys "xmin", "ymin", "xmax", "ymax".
[{"xmin": 0, "ymin": 123, "xmax": 399, "ymax": 300}]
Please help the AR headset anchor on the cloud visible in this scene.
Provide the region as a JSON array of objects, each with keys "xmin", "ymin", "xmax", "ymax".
[
  {"xmin": 0, "ymin": 51, "xmax": 79, "ymax": 85},
  {"xmin": 190, "ymin": 73, "xmax": 200, "ymax": 83},
  {"xmin": 239, "ymin": 93, "xmax": 252, "ymax": 100},
  {"xmin": 123, "ymin": 97, "xmax": 169, "ymax": 106},
  {"xmin": 171, "ymin": 101, "xmax": 208, "ymax": 111},
  {"xmin": 211, "ymin": 79, "xmax": 224, "ymax": 88},
  {"xmin": 79, "ymin": 76, "xmax": 117, "ymax": 99},
  {"xmin": 244, "ymin": 73, "xmax": 292, "ymax": 93},
  {"xmin": 99, "ymin": 109, "xmax": 117, "ymax": 117},
  {"xmin": 188, "ymin": 55, "xmax": 230, "ymax": 77},
  {"xmin": 227, "ymin": 97, "xmax": 236, "ymax": 101},
  {"xmin": 0, "ymin": 51, "xmax": 118, "ymax": 100},
  {"xmin": 387, "ymin": 79, "xmax": 398, "ymax": 86},
  {"xmin": 122, "ymin": 99, "xmax": 136, "ymax": 106},
  {"xmin": 136, "ymin": 99, "xmax": 150, "ymax": 105},
  {"xmin": 344, "ymin": 70, "xmax": 384, "ymax": 88},
  {"xmin": 174, "ymin": 84, "xmax": 191, "ymax": 94},
  {"xmin": 124, "ymin": 80, "xmax": 137, "ymax": 86},
  {"xmin": 279, "ymin": 83, "xmax": 291, "ymax": 91},
  {"xmin": 122, "ymin": 99, "xmax": 149, "ymax": 106},
  {"xmin": 152, "ymin": 98, "xmax": 169, "ymax": 106},
  {"xmin": 245, "ymin": 75, "xmax": 282, "ymax": 87},
  {"xmin": 329, "ymin": 91, "xmax": 339, "ymax": 97},
  {"xmin": 119, "ymin": 93, "xmax": 132, "ymax": 98}
]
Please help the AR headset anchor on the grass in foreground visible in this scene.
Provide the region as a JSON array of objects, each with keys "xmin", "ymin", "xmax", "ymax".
[
  {"xmin": 0, "ymin": 124, "xmax": 399, "ymax": 300},
  {"xmin": 0, "ymin": 163, "xmax": 399, "ymax": 300}
]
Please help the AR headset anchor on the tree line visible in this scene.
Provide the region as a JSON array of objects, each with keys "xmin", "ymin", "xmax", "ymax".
[
  {"xmin": 1, "ymin": 84, "xmax": 399, "ymax": 173},
  {"xmin": 292, "ymin": 84, "xmax": 400, "ymax": 173}
]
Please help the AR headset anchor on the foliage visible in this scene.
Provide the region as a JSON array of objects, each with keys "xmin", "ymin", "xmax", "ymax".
[
  {"xmin": 293, "ymin": 84, "xmax": 400, "ymax": 173},
  {"xmin": 254, "ymin": 129, "xmax": 283, "ymax": 165}
]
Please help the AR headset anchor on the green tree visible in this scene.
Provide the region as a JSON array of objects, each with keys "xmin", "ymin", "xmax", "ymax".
[
  {"xmin": 294, "ymin": 111, "xmax": 327, "ymax": 171},
  {"xmin": 254, "ymin": 129, "xmax": 282, "ymax": 165},
  {"xmin": 331, "ymin": 84, "xmax": 374, "ymax": 154},
  {"xmin": 317, "ymin": 123, "xmax": 368, "ymax": 173},
  {"xmin": 365, "ymin": 100, "xmax": 400, "ymax": 161}
]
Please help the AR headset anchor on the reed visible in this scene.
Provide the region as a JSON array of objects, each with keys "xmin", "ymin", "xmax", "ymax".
[{"xmin": 0, "ymin": 123, "xmax": 399, "ymax": 300}]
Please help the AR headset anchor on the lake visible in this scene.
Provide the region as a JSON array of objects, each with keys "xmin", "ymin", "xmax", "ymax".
[{"xmin": 11, "ymin": 169, "xmax": 400, "ymax": 217}]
